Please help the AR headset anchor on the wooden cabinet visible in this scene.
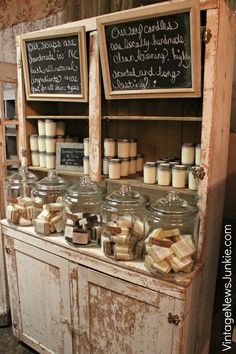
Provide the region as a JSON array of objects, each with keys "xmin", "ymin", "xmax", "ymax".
[
  {"xmin": 77, "ymin": 266, "xmax": 183, "ymax": 354},
  {"xmin": 4, "ymin": 234, "xmax": 74, "ymax": 354}
]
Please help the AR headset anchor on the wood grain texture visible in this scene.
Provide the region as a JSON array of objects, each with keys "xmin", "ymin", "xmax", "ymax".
[
  {"xmin": 0, "ymin": 224, "xmax": 10, "ymax": 325},
  {"xmin": 89, "ymin": 31, "xmax": 102, "ymax": 182}
]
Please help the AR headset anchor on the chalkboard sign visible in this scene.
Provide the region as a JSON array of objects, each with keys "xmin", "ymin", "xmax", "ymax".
[
  {"xmin": 21, "ymin": 27, "xmax": 88, "ymax": 102},
  {"xmin": 97, "ymin": 0, "xmax": 201, "ymax": 99},
  {"xmin": 56, "ymin": 143, "xmax": 84, "ymax": 171}
]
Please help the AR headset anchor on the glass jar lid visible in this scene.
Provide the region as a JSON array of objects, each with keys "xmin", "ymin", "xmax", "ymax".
[
  {"xmin": 5, "ymin": 166, "xmax": 38, "ymax": 186},
  {"xmin": 36, "ymin": 170, "xmax": 68, "ymax": 191},
  {"xmin": 67, "ymin": 176, "xmax": 106, "ymax": 198},
  {"xmin": 102, "ymin": 184, "xmax": 149, "ymax": 209},
  {"xmin": 149, "ymin": 191, "xmax": 198, "ymax": 216}
]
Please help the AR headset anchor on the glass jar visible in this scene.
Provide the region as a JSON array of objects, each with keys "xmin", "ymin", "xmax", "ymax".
[
  {"xmin": 120, "ymin": 158, "xmax": 129, "ymax": 177},
  {"xmin": 104, "ymin": 138, "xmax": 116, "ymax": 157},
  {"xmin": 45, "ymin": 136, "xmax": 56, "ymax": 153},
  {"xmin": 129, "ymin": 157, "xmax": 137, "ymax": 175},
  {"xmin": 100, "ymin": 185, "xmax": 149, "ymax": 261},
  {"xmin": 136, "ymin": 153, "xmax": 144, "ymax": 172},
  {"xmin": 188, "ymin": 167, "xmax": 198, "ymax": 191},
  {"xmin": 108, "ymin": 159, "xmax": 121, "ymax": 179},
  {"xmin": 31, "ymin": 171, "xmax": 68, "ymax": 235},
  {"xmin": 5, "ymin": 167, "xmax": 38, "ymax": 226},
  {"xmin": 29, "ymin": 134, "xmax": 38, "ymax": 151},
  {"xmin": 84, "ymin": 138, "xmax": 89, "ymax": 157},
  {"xmin": 38, "ymin": 120, "xmax": 45, "ymax": 136},
  {"xmin": 117, "ymin": 139, "xmax": 130, "ymax": 158},
  {"xmin": 83, "ymin": 156, "xmax": 89, "ymax": 175},
  {"xmin": 145, "ymin": 191, "xmax": 199, "ymax": 275},
  {"xmin": 64, "ymin": 176, "xmax": 106, "ymax": 247},
  {"xmin": 103, "ymin": 157, "xmax": 109, "ymax": 175},
  {"xmin": 181, "ymin": 143, "xmax": 195, "ymax": 165},
  {"xmin": 46, "ymin": 152, "xmax": 56, "ymax": 169},
  {"xmin": 129, "ymin": 138, "xmax": 137, "ymax": 157},
  {"xmin": 157, "ymin": 163, "xmax": 171, "ymax": 186},
  {"xmin": 31, "ymin": 151, "xmax": 39, "ymax": 166},
  {"xmin": 56, "ymin": 121, "xmax": 65, "ymax": 136},
  {"xmin": 38, "ymin": 135, "xmax": 46, "ymax": 152},
  {"xmin": 172, "ymin": 165, "xmax": 187, "ymax": 188},
  {"xmin": 45, "ymin": 119, "xmax": 56, "ymax": 136},
  {"xmin": 143, "ymin": 162, "xmax": 156, "ymax": 184},
  {"xmin": 195, "ymin": 144, "xmax": 201, "ymax": 166},
  {"xmin": 39, "ymin": 152, "xmax": 46, "ymax": 168}
]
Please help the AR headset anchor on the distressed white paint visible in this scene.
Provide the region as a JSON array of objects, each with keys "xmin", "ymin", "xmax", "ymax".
[{"xmin": 0, "ymin": 224, "xmax": 10, "ymax": 325}]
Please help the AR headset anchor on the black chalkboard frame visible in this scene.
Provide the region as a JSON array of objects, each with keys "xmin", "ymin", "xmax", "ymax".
[
  {"xmin": 97, "ymin": 0, "xmax": 201, "ymax": 99},
  {"xmin": 21, "ymin": 26, "xmax": 88, "ymax": 102},
  {"xmin": 56, "ymin": 142, "xmax": 84, "ymax": 171}
]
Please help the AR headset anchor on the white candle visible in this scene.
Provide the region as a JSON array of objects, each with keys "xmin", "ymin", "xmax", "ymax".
[
  {"xmin": 157, "ymin": 163, "xmax": 171, "ymax": 186},
  {"xmin": 38, "ymin": 136, "xmax": 46, "ymax": 152},
  {"xmin": 136, "ymin": 153, "xmax": 144, "ymax": 172},
  {"xmin": 45, "ymin": 136, "xmax": 56, "ymax": 153},
  {"xmin": 120, "ymin": 158, "xmax": 129, "ymax": 177},
  {"xmin": 181, "ymin": 143, "xmax": 195, "ymax": 165},
  {"xmin": 188, "ymin": 167, "xmax": 199, "ymax": 190},
  {"xmin": 129, "ymin": 139, "xmax": 137, "ymax": 157},
  {"xmin": 29, "ymin": 135, "xmax": 38, "ymax": 151},
  {"xmin": 38, "ymin": 120, "xmax": 45, "ymax": 136},
  {"xmin": 104, "ymin": 138, "xmax": 116, "ymax": 157},
  {"xmin": 46, "ymin": 153, "xmax": 56, "ymax": 169},
  {"xmin": 45, "ymin": 119, "xmax": 56, "ymax": 136},
  {"xmin": 143, "ymin": 162, "xmax": 156, "ymax": 184},
  {"xmin": 84, "ymin": 138, "xmax": 89, "ymax": 157},
  {"xmin": 117, "ymin": 139, "xmax": 130, "ymax": 158},
  {"xmin": 129, "ymin": 157, "xmax": 137, "ymax": 175},
  {"xmin": 103, "ymin": 157, "xmax": 109, "ymax": 175},
  {"xmin": 31, "ymin": 151, "xmax": 39, "ymax": 166},
  {"xmin": 172, "ymin": 165, "xmax": 187, "ymax": 188},
  {"xmin": 195, "ymin": 144, "xmax": 201, "ymax": 166},
  {"xmin": 83, "ymin": 156, "xmax": 89, "ymax": 175},
  {"xmin": 109, "ymin": 159, "xmax": 121, "ymax": 179},
  {"xmin": 39, "ymin": 152, "xmax": 46, "ymax": 168}
]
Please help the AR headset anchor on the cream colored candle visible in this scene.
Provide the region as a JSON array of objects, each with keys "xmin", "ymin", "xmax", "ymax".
[
  {"xmin": 31, "ymin": 151, "xmax": 39, "ymax": 166},
  {"xmin": 172, "ymin": 165, "xmax": 187, "ymax": 188},
  {"xmin": 143, "ymin": 162, "xmax": 156, "ymax": 184},
  {"xmin": 38, "ymin": 136, "xmax": 46, "ymax": 152},
  {"xmin": 181, "ymin": 143, "xmax": 195, "ymax": 165},
  {"xmin": 56, "ymin": 121, "xmax": 65, "ymax": 136},
  {"xmin": 117, "ymin": 139, "xmax": 130, "ymax": 158},
  {"xmin": 38, "ymin": 120, "xmax": 45, "ymax": 136},
  {"xmin": 103, "ymin": 157, "xmax": 109, "ymax": 175},
  {"xmin": 46, "ymin": 153, "xmax": 56, "ymax": 169},
  {"xmin": 120, "ymin": 158, "xmax": 129, "ymax": 177},
  {"xmin": 29, "ymin": 135, "xmax": 38, "ymax": 151},
  {"xmin": 188, "ymin": 167, "xmax": 198, "ymax": 190},
  {"xmin": 39, "ymin": 152, "xmax": 46, "ymax": 168},
  {"xmin": 157, "ymin": 163, "xmax": 171, "ymax": 186},
  {"xmin": 136, "ymin": 153, "xmax": 144, "ymax": 172},
  {"xmin": 108, "ymin": 159, "xmax": 121, "ymax": 179},
  {"xmin": 83, "ymin": 138, "xmax": 89, "ymax": 157},
  {"xmin": 45, "ymin": 136, "xmax": 56, "ymax": 153},
  {"xmin": 195, "ymin": 144, "xmax": 201, "ymax": 166},
  {"xmin": 129, "ymin": 157, "xmax": 137, "ymax": 175},
  {"xmin": 129, "ymin": 139, "xmax": 137, "ymax": 157},
  {"xmin": 104, "ymin": 138, "xmax": 116, "ymax": 157},
  {"xmin": 45, "ymin": 119, "xmax": 56, "ymax": 136}
]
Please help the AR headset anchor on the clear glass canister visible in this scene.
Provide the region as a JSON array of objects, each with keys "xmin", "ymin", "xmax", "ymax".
[
  {"xmin": 5, "ymin": 167, "xmax": 38, "ymax": 226},
  {"xmin": 31, "ymin": 170, "xmax": 68, "ymax": 235},
  {"xmin": 145, "ymin": 191, "xmax": 199, "ymax": 276},
  {"xmin": 100, "ymin": 184, "xmax": 149, "ymax": 261},
  {"xmin": 64, "ymin": 176, "xmax": 106, "ymax": 247}
]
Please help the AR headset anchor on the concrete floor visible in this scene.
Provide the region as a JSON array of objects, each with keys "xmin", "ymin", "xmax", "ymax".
[{"xmin": 0, "ymin": 325, "xmax": 37, "ymax": 354}]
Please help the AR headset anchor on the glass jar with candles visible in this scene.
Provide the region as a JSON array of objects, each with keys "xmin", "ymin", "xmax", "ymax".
[
  {"xmin": 120, "ymin": 158, "xmax": 129, "ymax": 177},
  {"xmin": 5, "ymin": 167, "xmax": 38, "ymax": 226},
  {"xmin": 46, "ymin": 152, "xmax": 56, "ymax": 169},
  {"xmin": 104, "ymin": 138, "xmax": 116, "ymax": 157},
  {"xmin": 144, "ymin": 162, "xmax": 156, "ymax": 184},
  {"xmin": 108, "ymin": 159, "xmax": 121, "ymax": 179},
  {"xmin": 181, "ymin": 143, "xmax": 195, "ymax": 165},
  {"xmin": 117, "ymin": 139, "xmax": 130, "ymax": 158},
  {"xmin": 157, "ymin": 163, "xmax": 171, "ymax": 186},
  {"xmin": 103, "ymin": 157, "xmax": 109, "ymax": 175},
  {"xmin": 172, "ymin": 165, "xmax": 187, "ymax": 189},
  {"xmin": 29, "ymin": 135, "xmax": 38, "ymax": 151},
  {"xmin": 84, "ymin": 138, "xmax": 89, "ymax": 157},
  {"xmin": 145, "ymin": 191, "xmax": 199, "ymax": 276},
  {"xmin": 45, "ymin": 119, "xmax": 56, "ymax": 137},
  {"xmin": 129, "ymin": 138, "xmax": 137, "ymax": 157},
  {"xmin": 136, "ymin": 153, "xmax": 144, "ymax": 172},
  {"xmin": 31, "ymin": 170, "xmax": 68, "ymax": 235},
  {"xmin": 38, "ymin": 119, "xmax": 45, "ymax": 136},
  {"xmin": 188, "ymin": 167, "xmax": 199, "ymax": 191},
  {"xmin": 38, "ymin": 135, "xmax": 46, "ymax": 152},
  {"xmin": 64, "ymin": 176, "xmax": 106, "ymax": 247},
  {"xmin": 129, "ymin": 157, "xmax": 137, "ymax": 175},
  {"xmin": 100, "ymin": 184, "xmax": 149, "ymax": 261}
]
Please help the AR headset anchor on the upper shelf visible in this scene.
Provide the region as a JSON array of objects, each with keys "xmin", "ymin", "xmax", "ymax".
[{"xmin": 26, "ymin": 115, "xmax": 202, "ymax": 122}]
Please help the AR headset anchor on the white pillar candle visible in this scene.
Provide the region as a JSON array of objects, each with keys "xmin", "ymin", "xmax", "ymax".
[
  {"xmin": 45, "ymin": 119, "xmax": 56, "ymax": 136},
  {"xmin": 104, "ymin": 138, "xmax": 116, "ymax": 157},
  {"xmin": 83, "ymin": 156, "xmax": 89, "ymax": 175},
  {"xmin": 181, "ymin": 143, "xmax": 195, "ymax": 165},
  {"xmin": 117, "ymin": 139, "xmax": 130, "ymax": 158},
  {"xmin": 46, "ymin": 153, "xmax": 56, "ymax": 169},
  {"xmin": 143, "ymin": 162, "xmax": 156, "ymax": 184},
  {"xmin": 45, "ymin": 136, "xmax": 56, "ymax": 153},
  {"xmin": 129, "ymin": 139, "xmax": 137, "ymax": 157},
  {"xmin": 29, "ymin": 135, "xmax": 38, "ymax": 151},
  {"xmin": 39, "ymin": 152, "xmax": 46, "ymax": 168},
  {"xmin": 108, "ymin": 159, "xmax": 121, "ymax": 179},
  {"xmin": 31, "ymin": 151, "xmax": 39, "ymax": 166},
  {"xmin": 38, "ymin": 135, "xmax": 46, "ymax": 152},
  {"xmin": 38, "ymin": 120, "xmax": 45, "ymax": 136},
  {"xmin": 157, "ymin": 163, "xmax": 171, "ymax": 186},
  {"xmin": 172, "ymin": 165, "xmax": 187, "ymax": 188}
]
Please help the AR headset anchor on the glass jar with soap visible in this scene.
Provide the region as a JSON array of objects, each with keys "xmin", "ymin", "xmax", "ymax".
[
  {"xmin": 63, "ymin": 176, "xmax": 106, "ymax": 247},
  {"xmin": 31, "ymin": 170, "xmax": 68, "ymax": 235},
  {"xmin": 100, "ymin": 184, "xmax": 149, "ymax": 261},
  {"xmin": 5, "ymin": 166, "xmax": 38, "ymax": 226},
  {"xmin": 145, "ymin": 191, "xmax": 199, "ymax": 276}
]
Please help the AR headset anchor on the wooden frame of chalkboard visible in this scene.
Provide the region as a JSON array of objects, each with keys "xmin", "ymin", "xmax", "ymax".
[
  {"xmin": 97, "ymin": 0, "xmax": 201, "ymax": 99},
  {"xmin": 21, "ymin": 27, "xmax": 88, "ymax": 102},
  {"xmin": 56, "ymin": 142, "xmax": 84, "ymax": 171}
]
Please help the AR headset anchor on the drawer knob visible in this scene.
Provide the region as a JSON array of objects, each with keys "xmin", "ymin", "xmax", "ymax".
[
  {"xmin": 192, "ymin": 166, "xmax": 206, "ymax": 181},
  {"xmin": 168, "ymin": 312, "xmax": 180, "ymax": 326},
  {"xmin": 5, "ymin": 246, "xmax": 12, "ymax": 255}
]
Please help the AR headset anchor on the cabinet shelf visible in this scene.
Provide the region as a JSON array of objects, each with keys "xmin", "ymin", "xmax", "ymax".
[
  {"xmin": 26, "ymin": 115, "xmax": 89, "ymax": 120},
  {"xmin": 28, "ymin": 166, "xmax": 86, "ymax": 177}
]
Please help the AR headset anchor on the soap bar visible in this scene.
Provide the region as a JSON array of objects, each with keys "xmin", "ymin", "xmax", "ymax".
[
  {"xmin": 51, "ymin": 215, "xmax": 64, "ymax": 233},
  {"xmin": 19, "ymin": 216, "xmax": 32, "ymax": 226},
  {"xmin": 152, "ymin": 259, "xmax": 171, "ymax": 274},
  {"xmin": 167, "ymin": 255, "xmax": 193, "ymax": 273},
  {"xmin": 25, "ymin": 205, "xmax": 34, "ymax": 220},
  {"xmin": 171, "ymin": 239, "xmax": 195, "ymax": 260},
  {"xmin": 46, "ymin": 203, "xmax": 63, "ymax": 212},
  {"xmin": 18, "ymin": 197, "xmax": 32, "ymax": 207},
  {"xmin": 147, "ymin": 245, "xmax": 173, "ymax": 262},
  {"xmin": 164, "ymin": 228, "xmax": 180, "ymax": 238},
  {"xmin": 180, "ymin": 235, "xmax": 196, "ymax": 251},
  {"xmin": 114, "ymin": 245, "xmax": 131, "ymax": 254},
  {"xmin": 149, "ymin": 237, "xmax": 173, "ymax": 248},
  {"xmin": 149, "ymin": 228, "xmax": 165, "ymax": 240},
  {"xmin": 103, "ymin": 239, "xmax": 114, "ymax": 256},
  {"xmin": 114, "ymin": 252, "xmax": 134, "ymax": 261},
  {"xmin": 73, "ymin": 230, "xmax": 90, "ymax": 245},
  {"xmin": 34, "ymin": 219, "xmax": 50, "ymax": 235}
]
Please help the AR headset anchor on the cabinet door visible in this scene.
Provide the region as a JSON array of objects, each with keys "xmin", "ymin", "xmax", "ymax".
[
  {"xmin": 4, "ymin": 236, "xmax": 73, "ymax": 354},
  {"xmin": 78, "ymin": 266, "xmax": 183, "ymax": 354}
]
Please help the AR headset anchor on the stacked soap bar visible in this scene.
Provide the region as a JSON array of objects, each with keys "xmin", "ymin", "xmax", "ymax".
[
  {"xmin": 145, "ymin": 228, "xmax": 196, "ymax": 274},
  {"xmin": 64, "ymin": 212, "xmax": 101, "ymax": 246},
  {"xmin": 33, "ymin": 202, "xmax": 64, "ymax": 236},
  {"xmin": 6, "ymin": 197, "xmax": 35, "ymax": 226},
  {"xmin": 102, "ymin": 216, "xmax": 145, "ymax": 261}
]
